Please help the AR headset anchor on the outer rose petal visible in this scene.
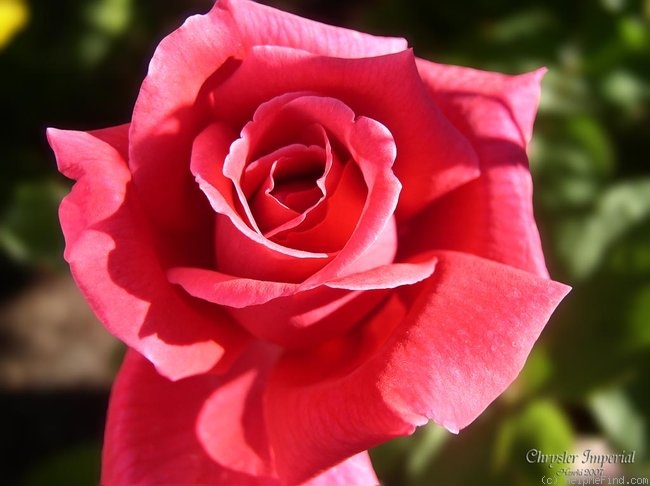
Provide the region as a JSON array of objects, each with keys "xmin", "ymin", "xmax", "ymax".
[
  {"xmin": 218, "ymin": 0, "xmax": 407, "ymax": 58},
  {"xmin": 408, "ymin": 61, "xmax": 549, "ymax": 276},
  {"xmin": 48, "ymin": 127, "xmax": 248, "ymax": 380},
  {"xmin": 103, "ymin": 349, "xmax": 379, "ymax": 485},
  {"xmin": 302, "ymin": 452, "xmax": 378, "ymax": 486},
  {"xmin": 265, "ymin": 251, "xmax": 570, "ymax": 484},
  {"xmin": 129, "ymin": 0, "xmax": 407, "ymax": 231},
  {"xmin": 102, "ymin": 350, "xmax": 272, "ymax": 485}
]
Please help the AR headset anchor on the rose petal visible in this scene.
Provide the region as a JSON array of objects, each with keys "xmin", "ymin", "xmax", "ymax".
[
  {"xmin": 409, "ymin": 61, "xmax": 549, "ymax": 276},
  {"xmin": 190, "ymin": 122, "xmax": 330, "ymax": 283},
  {"xmin": 218, "ymin": 0, "xmax": 407, "ymax": 58},
  {"xmin": 196, "ymin": 342, "xmax": 279, "ymax": 478},
  {"xmin": 48, "ymin": 127, "xmax": 249, "ymax": 380},
  {"xmin": 129, "ymin": 0, "xmax": 407, "ymax": 232},
  {"xmin": 324, "ymin": 256, "xmax": 437, "ymax": 290},
  {"xmin": 103, "ymin": 347, "xmax": 380, "ymax": 485},
  {"xmin": 102, "ymin": 349, "xmax": 275, "ymax": 485},
  {"xmin": 277, "ymin": 154, "xmax": 366, "ymax": 253},
  {"xmin": 208, "ymin": 45, "xmax": 479, "ymax": 219},
  {"xmin": 169, "ymin": 255, "xmax": 434, "ymax": 346},
  {"xmin": 128, "ymin": 7, "xmax": 242, "ymax": 232},
  {"xmin": 266, "ymin": 296, "xmax": 415, "ymax": 484},
  {"xmin": 250, "ymin": 148, "xmax": 327, "ymax": 235},
  {"xmin": 265, "ymin": 251, "xmax": 570, "ymax": 483},
  {"xmin": 302, "ymin": 452, "xmax": 379, "ymax": 486},
  {"xmin": 195, "ymin": 94, "xmax": 400, "ymax": 283},
  {"xmin": 228, "ymin": 286, "xmax": 378, "ymax": 348},
  {"xmin": 167, "ymin": 266, "xmax": 300, "ymax": 308},
  {"xmin": 375, "ymin": 251, "xmax": 570, "ymax": 432},
  {"xmin": 170, "ymin": 249, "xmax": 432, "ymax": 306}
]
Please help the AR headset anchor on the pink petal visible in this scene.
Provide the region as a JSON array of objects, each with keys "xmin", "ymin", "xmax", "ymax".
[
  {"xmin": 103, "ymin": 348, "xmax": 276, "ymax": 485},
  {"xmin": 196, "ymin": 342, "xmax": 278, "ymax": 478},
  {"xmin": 375, "ymin": 251, "xmax": 570, "ymax": 432},
  {"xmin": 104, "ymin": 348, "xmax": 380, "ymax": 485},
  {"xmin": 217, "ymin": 0, "xmax": 407, "ymax": 58},
  {"xmin": 303, "ymin": 452, "xmax": 378, "ymax": 486},
  {"xmin": 276, "ymin": 160, "xmax": 365, "ymax": 253},
  {"xmin": 208, "ymin": 46, "xmax": 479, "ymax": 219},
  {"xmin": 325, "ymin": 256, "xmax": 437, "ymax": 290},
  {"xmin": 167, "ymin": 266, "xmax": 299, "ymax": 308},
  {"xmin": 168, "ymin": 270, "xmax": 380, "ymax": 347},
  {"xmin": 50, "ymin": 124, "xmax": 130, "ymax": 262},
  {"xmin": 410, "ymin": 61, "xmax": 549, "ymax": 276},
  {"xmin": 48, "ymin": 127, "xmax": 248, "ymax": 380},
  {"xmin": 128, "ymin": 7, "xmax": 242, "ymax": 232},
  {"xmin": 265, "ymin": 296, "xmax": 415, "ymax": 484},
  {"xmin": 250, "ymin": 149, "xmax": 326, "ymax": 235},
  {"xmin": 196, "ymin": 94, "xmax": 401, "ymax": 283},
  {"xmin": 265, "ymin": 251, "xmax": 570, "ymax": 483},
  {"xmin": 128, "ymin": 0, "xmax": 406, "ymax": 233},
  {"xmin": 214, "ymin": 214, "xmax": 331, "ymax": 283},
  {"xmin": 170, "ymin": 253, "xmax": 435, "ymax": 346},
  {"xmin": 416, "ymin": 62, "xmax": 545, "ymax": 145},
  {"xmin": 306, "ymin": 115, "xmax": 399, "ymax": 283},
  {"xmin": 190, "ymin": 121, "xmax": 332, "ymax": 282}
]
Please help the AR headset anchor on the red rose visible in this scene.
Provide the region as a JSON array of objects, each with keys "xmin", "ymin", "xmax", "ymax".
[{"xmin": 47, "ymin": 0, "xmax": 570, "ymax": 484}]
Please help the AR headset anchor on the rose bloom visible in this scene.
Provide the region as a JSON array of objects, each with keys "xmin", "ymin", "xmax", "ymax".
[{"xmin": 48, "ymin": 0, "xmax": 570, "ymax": 484}]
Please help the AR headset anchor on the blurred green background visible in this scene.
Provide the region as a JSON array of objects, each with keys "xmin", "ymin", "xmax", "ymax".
[{"xmin": 1, "ymin": 0, "xmax": 649, "ymax": 484}]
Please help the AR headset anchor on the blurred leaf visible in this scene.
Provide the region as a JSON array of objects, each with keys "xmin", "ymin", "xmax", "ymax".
[
  {"xmin": 617, "ymin": 15, "xmax": 649, "ymax": 51},
  {"xmin": 79, "ymin": 0, "xmax": 134, "ymax": 66},
  {"xmin": 543, "ymin": 271, "xmax": 650, "ymax": 400},
  {"xmin": 590, "ymin": 387, "xmax": 646, "ymax": 456},
  {"xmin": 371, "ymin": 431, "xmax": 421, "ymax": 485},
  {"xmin": 608, "ymin": 223, "xmax": 650, "ymax": 276},
  {"xmin": 600, "ymin": 69, "xmax": 650, "ymax": 117},
  {"xmin": 0, "ymin": 0, "xmax": 28, "ymax": 49},
  {"xmin": 495, "ymin": 400, "xmax": 574, "ymax": 481},
  {"xmin": 0, "ymin": 178, "xmax": 67, "ymax": 267},
  {"xmin": 537, "ymin": 70, "xmax": 592, "ymax": 117},
  {"xmin": 626, "ymin": 284, "xmax": 650, "ymax": 349},
  {"xmin": 556, "ymin": 179, "xmax": 650, "ymax": 280},
  {"xmin": 405, "ymin": 424, "xmax": 449, "ymax": 479},
  {"xmin": 23, "ymin": 442, "xmax": 100, "ymax": 486},
  {"xmin": 509, "ymin": 346, "xmax": 554, "ymax": 398},
  {"xmin": 483, "ymin": 7, "xmax": 555, "ymax": 45},
  {"xmin": 564, "ymin": 116, "xmax": 615, "ymax": 177}
]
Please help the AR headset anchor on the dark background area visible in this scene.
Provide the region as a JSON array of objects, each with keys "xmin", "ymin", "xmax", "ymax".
[{"xmin": 1, "ymin": 0, "xmax": 649, "ymax": 484}]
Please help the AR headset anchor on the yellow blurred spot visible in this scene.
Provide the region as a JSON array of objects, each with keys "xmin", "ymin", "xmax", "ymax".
[{"xmin": 0, "ymin": 0, "xmax": 29, "ymax": 49}]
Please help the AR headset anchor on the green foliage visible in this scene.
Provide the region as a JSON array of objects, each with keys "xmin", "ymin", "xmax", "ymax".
[
  {"xmin": 22, "ymin": 443, "xmax": 101, "ymax": 486},
  {"xmin": 0, "ymin": 179, "xmax": 68, "ymax": 266}
]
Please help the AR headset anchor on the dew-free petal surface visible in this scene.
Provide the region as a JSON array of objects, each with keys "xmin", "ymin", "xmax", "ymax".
[
  {"xmin": 216, "ymin": 0, "xmax": 407, "ymax": 58},
  {"xmin": 48, "ymin": 127, "xmax": 248, "ymax": 380},
  {"xmin": 265, "ymin": 251, "xmax": 570, "ymax": 483},
  {"xmin": 411, "ymin": 61, "xmax": 549, "ymax": 276},
  {"xmin": 129, "ymin": 0, "xmax": 408, "ymax": 232},
  {"xmin": 209, "ymin": 46, "xmax": 479, "ymax": 219},
  {"xmin": 103, "ymin": 348, "xmax": 380, "ymax": 485},
  {"xmin": 102, "ymin": 349, "xmax": 274, "ymax": 485}
]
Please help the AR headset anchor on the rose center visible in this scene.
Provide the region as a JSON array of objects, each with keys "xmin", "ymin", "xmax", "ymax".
[{"xmin": 269, "ymin": 156, "xmax": 325, "ymax": 213}]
